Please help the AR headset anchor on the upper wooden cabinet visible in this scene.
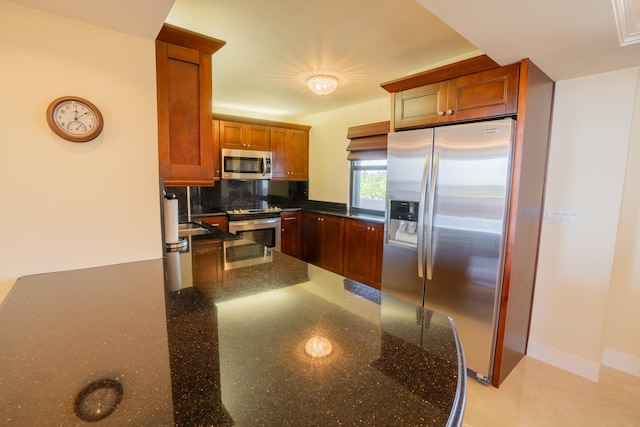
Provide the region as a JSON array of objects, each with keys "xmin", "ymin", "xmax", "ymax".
[
  {"xmin": 382, "ymin": 55, "xmax": 519, "ymax": 130},
  {"xmin": 156, "ymin": 24, "xmax": 225, "ymax": 186},
  {"xmin": 271, "ymin": 127, "xmax": 309, "ymax": 180},
  {"xmin": 213, "ymin": 114, "xmax": 310, "ymax": 181},
  {"xmin": 391, "ymin": 64, "xmax": 519, "ymax": 129},
  {"xmin": 219, "ymin": 121, "xmax": 270, "ymax": 151}
]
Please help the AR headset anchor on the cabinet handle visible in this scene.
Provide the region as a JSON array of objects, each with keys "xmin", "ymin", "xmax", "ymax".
[
  {"xmin": 283, "ymin": 217, "xmax": 295, "ymax": 221},
  {"xmin": 446, "ymin": 109, "xmax": 453, "ymax": 115},
  {"xmin": 437, "ymin": 111, "xmax": 445, "ymax": 116}
]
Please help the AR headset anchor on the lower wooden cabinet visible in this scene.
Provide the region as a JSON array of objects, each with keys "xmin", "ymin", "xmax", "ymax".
[
  {"xmin": 343, "ymin": 218, "xmax": 384, "ymax": 289},
  {"xmin": 299, "ymin": 212, "xmax": 384, "ymax": 287},
  {"xmin": 280, "ymin": 211, "xmax": 300, "ymax": 258},
  {"xmin": 301, "ymin": 212, "xmax": 344, "ymax": 275}
]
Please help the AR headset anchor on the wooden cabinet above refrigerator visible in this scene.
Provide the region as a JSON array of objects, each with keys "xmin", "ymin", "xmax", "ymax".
[{"xmin": 381, "ymin": 55, "xmax": 519, "ymax": 130}]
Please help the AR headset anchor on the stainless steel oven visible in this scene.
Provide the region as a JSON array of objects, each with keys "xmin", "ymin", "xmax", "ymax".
[
  {"xmin": 228, "ymin": 216, "xmax": 281, "ymax": 251},
  {"xmin": 223, "ymin": 239, "xmax": 273, "ymax": 270}
]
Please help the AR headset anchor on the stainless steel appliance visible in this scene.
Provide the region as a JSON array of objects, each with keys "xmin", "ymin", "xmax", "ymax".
[
  {"xmin": 223, "ymin": 239, "xmax": 273, "ymax": 270},
  {"xmin": 227, "ymin": 207, "xmax": 282, "ymax": 251},
  {"xmin": 381, "ymin": 117, "xmax": 515, "ymax": 384},
  {"xmin": 221, "ymin": 148, "xmax": 272, "ymax": 180}
]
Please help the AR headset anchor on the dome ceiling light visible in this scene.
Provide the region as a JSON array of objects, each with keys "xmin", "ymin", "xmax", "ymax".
[{"xmin": 307, "ymin": 75, "xmax": 339, "ymax": 96}]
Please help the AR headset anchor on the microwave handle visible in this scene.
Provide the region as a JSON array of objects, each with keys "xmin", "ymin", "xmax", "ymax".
[{"xmin": 263, "ymin": 156, "xmax": 267, "ymax": 177}]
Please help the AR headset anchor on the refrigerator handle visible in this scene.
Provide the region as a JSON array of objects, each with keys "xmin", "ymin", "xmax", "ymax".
[
  {"xmin": 426, "ymin": 152, "xmax": 439, "ymax": 281},
  {"xmin": 417, "ymin": 153, "xmax": 431, "ymax": 278}
]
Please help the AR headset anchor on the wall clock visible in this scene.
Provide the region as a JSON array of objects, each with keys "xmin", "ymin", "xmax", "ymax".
[{"xmin": 46, "ymin": 96, "xmax": 104, "ymax": 142}]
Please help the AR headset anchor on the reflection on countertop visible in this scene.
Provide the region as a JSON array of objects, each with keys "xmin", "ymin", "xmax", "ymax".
[{"xmin": 0, "ymin": 226, "xmax": 465, "ymax": 426}]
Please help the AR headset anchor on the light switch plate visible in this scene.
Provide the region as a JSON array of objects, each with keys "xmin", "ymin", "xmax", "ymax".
[{"xmin": 544, "ymin": 207, "xmax": 580, "ymax": 226}]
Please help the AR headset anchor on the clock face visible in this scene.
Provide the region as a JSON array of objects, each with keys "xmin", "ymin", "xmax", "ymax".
[{"xmin": 46, "ymin": 96, "xmax": 103, "ymax": 142}]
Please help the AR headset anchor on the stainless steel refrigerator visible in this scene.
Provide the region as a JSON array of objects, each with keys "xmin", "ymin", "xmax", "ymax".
[{"xmin": 381, "ymin": 117, "xmax": 515, "ymax": 384}]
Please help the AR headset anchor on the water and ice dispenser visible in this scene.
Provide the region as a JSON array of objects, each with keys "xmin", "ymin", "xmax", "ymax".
[{"xmin": 387, "ymin": 200, "xmax": 419, "ymax": 247}]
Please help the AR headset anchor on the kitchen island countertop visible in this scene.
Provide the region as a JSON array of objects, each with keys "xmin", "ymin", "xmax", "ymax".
[{"xmin": 0, "ymin": 227, "xmax": 465, "ymax": 426}]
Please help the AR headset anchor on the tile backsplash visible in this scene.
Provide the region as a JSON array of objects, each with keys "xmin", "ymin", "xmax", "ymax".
[{"xmin": 166, "ymin": 180, "xmax": 308, "ymax": 221}]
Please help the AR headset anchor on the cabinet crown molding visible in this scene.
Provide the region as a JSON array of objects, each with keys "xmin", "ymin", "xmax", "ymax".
[
  {"xmin": 213, "ymin": 113, "xmax": 311, "ymax": 131},
  {"xmin": 380, "ymin": 54, "xmax": 500, "ymax": 93},
  {"xmin": 156, "ymin": 23, "xmax": 226, "ymax": 54}
]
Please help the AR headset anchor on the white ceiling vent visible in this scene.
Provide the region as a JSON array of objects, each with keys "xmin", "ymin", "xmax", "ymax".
[{"xmin": 612, "ymin": 0, "xmax": 640, "ymax": 46}]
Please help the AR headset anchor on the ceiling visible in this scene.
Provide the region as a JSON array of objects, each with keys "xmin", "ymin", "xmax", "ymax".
[{"xmin": 9, "ymin": 0, "xmax": 640, "ymax": 120}]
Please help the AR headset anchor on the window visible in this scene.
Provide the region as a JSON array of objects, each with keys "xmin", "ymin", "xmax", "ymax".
[{"xmin": 350, "ymin": 159, "xmax": 387, "ymax": 214}]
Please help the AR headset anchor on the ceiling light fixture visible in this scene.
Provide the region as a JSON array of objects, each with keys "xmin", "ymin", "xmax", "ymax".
[
  {"xmin": 307, "ymin": 75, "xmax": 339, "ymax": 96},
  {"xmin": 304, "ymin": 336, "xmax": 333, "ymax": 358}
]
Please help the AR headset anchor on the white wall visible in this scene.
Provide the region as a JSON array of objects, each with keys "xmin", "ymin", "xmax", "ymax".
[
  {"xmin": 528, "ymin": 67, "xmax": 640, "ymax": 381},
  {"xmin": 300, "ymin": 97, "xmax": 389, "ymax": 203},
  {"xmin": 0, "ymin": 2, "xmax": 162, "ymax": 291},
  {"xmin": 602, "ymin": 69, "xmax": 640, "ymax": 376}
]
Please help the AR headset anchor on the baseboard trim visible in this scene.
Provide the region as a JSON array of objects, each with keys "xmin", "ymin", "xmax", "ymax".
[
  {"xmin": 603, "ymin": 348, "xmax": 640, "ymax": 377},
  {"xmin": 527, "ymin": 340, "xmax": 600, "ymax": 382}
]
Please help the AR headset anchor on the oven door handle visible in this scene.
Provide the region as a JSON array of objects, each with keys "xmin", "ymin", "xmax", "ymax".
[{"xmin": 229, "ymin": 218, "xmax": 281, "ymax": 227}]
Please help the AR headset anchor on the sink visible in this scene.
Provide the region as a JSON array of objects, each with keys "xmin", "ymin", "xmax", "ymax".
[{"xmin": 178, "ymin": 222, "xmax": 212, "ymax": 237}]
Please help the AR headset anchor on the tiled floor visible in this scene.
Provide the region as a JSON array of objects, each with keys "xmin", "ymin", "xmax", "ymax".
[{"xmin": 462, "ymin": 356, "xmax": 640, "ymax": 426}]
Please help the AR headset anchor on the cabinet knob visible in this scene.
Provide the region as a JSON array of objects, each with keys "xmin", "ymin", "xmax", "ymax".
[
  {"xmin": 446, "ymin": 109, "xmax": 453, "ymax": 115},
  {"xmin": 437, "ymin": 111, "xmax": 444, "ymax": 116}
]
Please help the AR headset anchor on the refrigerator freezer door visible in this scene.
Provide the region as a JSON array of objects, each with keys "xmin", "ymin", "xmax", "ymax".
[
  {"xmin": 382, "ymin": 128, "xmax": 434, "ymax": 307},
  {"xmin": 425, "ymin": 117, "xmax": 515, "ymax": 382}
]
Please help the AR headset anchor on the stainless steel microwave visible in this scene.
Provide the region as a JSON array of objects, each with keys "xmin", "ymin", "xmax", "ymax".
[{"xmin": 221, "ymin": 148, "xmax": 272, "ymax": 179}]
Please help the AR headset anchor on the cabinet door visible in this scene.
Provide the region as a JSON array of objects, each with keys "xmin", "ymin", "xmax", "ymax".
[
  {"xmin": 301, "ymin": 212, "xmax": 320, "ymax": 264},
  {"xmin": 318, "ymin": 215, "xmax": 344, "ymax": 275},
  {"xmin": 286, "ymin": 129, "xmax": 308, "ymax": 180},
  {"xmin": 344, "ymin": 220, "xmax": 384, "ymax": 289},
  {"xmin": 156, "ymin": 42, "xmax": 214, "ymax": 185},
  {"xmin": 394, "ymin": 82, "xmax": 448, "ymax": 129},
  {"xmin": 212, "ymin": 119, "xmax": 221, "ymax": 180},
  {"xmin": 219, "ymin": 121, "xmax": 270, "ymax": 150},
  {"xmin": 280, "ymin": 211, "xmax": 300, "ymax": 258},
  {"xmin": 343, "ymin": 219, "xmax": 372, "ymax": 284},
  {"xmin": 192, "ymin": 239, "xmax": 223, "ymax": 296},
  {"xmin": 447, "ymin": 64, "xmax": 519, "ymax": 122},
  {"xmin": 271, "ymin": 127, "xmax": 309, "ymax": 180},
  {"xmin": 270, "ymin": 127, "xmax": 288, "ymax": 179}
]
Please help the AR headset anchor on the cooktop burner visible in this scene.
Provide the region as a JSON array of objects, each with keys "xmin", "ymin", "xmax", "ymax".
[
  {"xmin": 226, "ymin": 206, "xmax": 282, "ymax": 220},
  {"xmin": 226, "ymin": 207, "xmax": 282, "ymax": 215}
]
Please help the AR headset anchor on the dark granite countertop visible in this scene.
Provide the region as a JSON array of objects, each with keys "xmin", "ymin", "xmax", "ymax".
[{"xmin": 0, "ymin": 227, "xmax": 465, "ymax": 426}]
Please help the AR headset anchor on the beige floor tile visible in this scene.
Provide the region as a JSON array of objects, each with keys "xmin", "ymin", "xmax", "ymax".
[{"xmin": 462, "ymin": 356, "xmax": 640, "ymax": 427}]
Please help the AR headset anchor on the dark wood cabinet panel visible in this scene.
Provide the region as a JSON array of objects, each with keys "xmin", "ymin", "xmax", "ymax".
[
  {"xmin": 394, "ymin": 82, "xmax": 448, "ymax": 129},
  {"xmin": 155, "ymin": 24, "xmax": 225, "ymax": 186},
  {"xmin": 301, "ymin": 212, "xmax": 320, "ymax": 264},
  {"xmin": 302, "ymin": 212, "xmax": 344, "ymax": 275},
  {"xmin": 390, "ymin": 62, "xmax": 519, "ymax": 130},
  {"xmin": 199, "ymin": 215, "xmax": 228, "ymax": 231},
  {"xmin": 446, "ymin": 64, "xmax": 519, "ymax": 123},
  {"xmin": 343, "ymin": 219, "xmax": 384, "ymax": 290},
  {"xmin": 280, "ymin": 211, "xmax": 301, "ymax": 258},
  {"xmin": 219, "ymin": 121, "xmax": 270, "ymax": 151},
  {"xmin": 271, "ymin": 127, "xmax": 309, "ymax": 180}
]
